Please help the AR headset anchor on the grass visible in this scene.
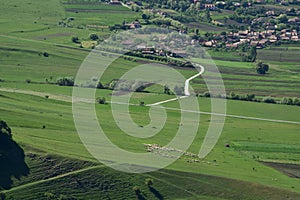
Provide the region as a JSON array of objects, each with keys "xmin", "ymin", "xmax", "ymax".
[
  {"xmin": 1, "ymin": 0, "xmax": 300, "ymax": 199},
  {"xmin": 5, "ymin": 152, "xmax": 300, "ymax": 200},
  {"xmin": 0, "ymin": 91, "xmax": 300, "ymax": 196}
]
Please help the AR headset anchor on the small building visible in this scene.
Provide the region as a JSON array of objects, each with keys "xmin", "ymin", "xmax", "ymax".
[{"xmin": 110, "ymin": 0, "xmax": 121, "ymax": 5}]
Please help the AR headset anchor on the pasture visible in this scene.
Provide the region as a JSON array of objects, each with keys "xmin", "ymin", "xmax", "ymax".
[
  {"xmin": 0, "ymin": 0, "xmax": 300, "ymax": 199},
  {"xmin": 0, "ymin": 91, "xmax": 300, "ymax": 196}
]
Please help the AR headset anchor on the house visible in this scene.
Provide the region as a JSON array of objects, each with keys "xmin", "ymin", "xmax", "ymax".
[
  {"xmin": 109, "ymin": 0, "xmax": 121, "ymax": 5},
  {"xmin": 126, "ymin": 20, "xmax": 141, "ymax": 29},
  {"xmin": 291, "ymin": 35, "xmax": 299, "ymax": 41},
  {"xmin": 172, "ymin": 50, "xmax": 188, "ymax": 58},
  {"xmin": 288, "ymin": 17, "xmax": 299, "ymax": 23},
  {"xmin": 204, "ymin": 4, "xmax": 216, "ymax": 10},
  {"xmin": 250, "ymin": 41, "xmax": 259, "ymax": 46}
]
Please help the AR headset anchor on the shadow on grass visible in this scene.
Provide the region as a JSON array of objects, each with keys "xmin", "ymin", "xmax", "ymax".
[
  {"xmin": 137, "ymin": 194, "xmax": 146, "ymax": 200},
  {"xmin": 0, "ymin": 134, "xmax": 29, "ymax": 190},
  {"xmin": 149, "ymin": 187, "xmax": 164, "ymax": 200}
]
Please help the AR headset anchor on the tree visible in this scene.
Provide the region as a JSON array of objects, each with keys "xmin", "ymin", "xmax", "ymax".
[
  {"xmin": 0, "ymin": 120, "xmax": 12, "ymax": 139},
  {"xmin": 281, "ymin": 97, "xmax": 293, "ymax": 105},
  {"xmin": 133, "ymin": 186, "xmax": 141, "ymax": 195},
  {"xmin": 164, "ymin": 85, "xmax": 171, "ymax": 95},
  {"xmin": 71, "ymin": 36, "xmax": 79, "ymax": 43},
  {"xmin": 263, "ymin": 96, "xmax": 276, "ymax": 104},
  {"xmin": 89, "ymin": 33, "xmax": 99, "ymax": 41},
  {"xmin": 142, "ymin": 13, "xmax": 149, "ymax": 20},
  {"xmin": 246, "ymin": 94, "xmax": 255, "ymax": 101},
  {"xmin": 43, "ymin": 52, "xmax": 49, "ymax": 57},
  {"xmin": 56, "ymin": 77, "xmax": 74, "ymax": 86},
  {"xmin": 145, "ymin": 178, "xmax": 154, "ymax": 187},
  {"xmin": 97, "ymin": 97, "xmax": 106, "ymax": 104},
  {"xmin": 205, "ymin": 10, "xmax": 212, "ymax": 22},
  {"xmin": 97, "ymin": 81, "xmax": 105, "ymax": 89},
  {"xmin": 277, "ymin": 14, "xmax": 288, "ymax": 23},
  {"xmin": 293, "ymin": 97, "xmax": 300, "ymax": 106},
  {"xmin": 256, "ymin": 62, "xmax": 269, "ymax": 74},
  {"xmin": 249, "ymin": 46, "xmax": 257, "ymax": 62},
  {"xmin": 229, "ymin": 91, "xmax": 239, "ymax": 100}
]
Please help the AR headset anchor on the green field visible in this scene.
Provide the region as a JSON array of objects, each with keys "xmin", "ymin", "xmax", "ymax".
[{"xmin": 0, "ymin": 0, "xmax": 300, "ymax": 199}]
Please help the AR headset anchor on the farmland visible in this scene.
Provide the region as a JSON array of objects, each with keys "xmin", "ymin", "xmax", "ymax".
[{"xmin": 0, "ymin": 0, "xmax": 300, "ymax": 199}]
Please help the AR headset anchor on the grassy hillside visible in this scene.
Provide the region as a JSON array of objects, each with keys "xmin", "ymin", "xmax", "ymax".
[
  {"xmin": 0, "ymin": 91, "xmax": 299, "ymax": 197},
  {"xmin": 0, "ymin": 0, "xmax": 300, "ymax": 199}
]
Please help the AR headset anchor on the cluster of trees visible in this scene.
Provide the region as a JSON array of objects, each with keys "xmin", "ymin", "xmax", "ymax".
[
  {"xmin": 105, "ymin": 80, "xmax": 149, "ymax": 92},
  {"xmin": 199, "ymin": 91, "xmax": 300, "ymax": 106},
  {"xmin": 125, "ymin": 51, "xmax": 194, "ymax": 68},
  {"xmin": 71, "ymin": 34, "xmax": 99, "ymax": 44},
  {"xmin": 150, "ymin": 17, "xmax": 185, "ymax": 29},
  {"xmin": 44, "ymin": 192, "xmax": 76, "ymax": 200},
  {"xmin": 256, "ymin": 62, "xmax": 269, "ymax": 74},
  {"xmin": 280, "ymin": 97, "xmax": 300, "ymax": 106},
  {"xmin": 56, "ymin": 77, "xmax": 74, "ymax": 86},
  {"xmin": 0, "ymin": 120, "xmax": 12, "ymax": 141}
]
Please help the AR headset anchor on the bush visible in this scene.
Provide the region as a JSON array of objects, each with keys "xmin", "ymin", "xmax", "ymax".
[
  {"xmin": 0, "ymin": 192, "xmax": 5, "ymax": 200},
  {"xmin": 256, "ymin": 62, "xmax": 269, "ymax": 74},
  {"xmin": 25, "ymin": 79, "xmax": 31, "ymax": 83},
  {"xmin": 145, "ymin": 178, "xmax": 154, "ymax": 187},
  {"xmin": 97, "ymin": 97, "xmax": 106, "ymax": 104},
  {"xmin": 0, "ymin": 120, "xmax": 12, "ymax": 139},
  {"xmin": 43, "ymin": 52, "xmax": 49, "ymax": 57},
  {"xmin": 246, "ymin": 94, "xmax": 255, "ymax": 101},
  {"xmin": 140, "ymin": 101, "xmax": 145, "ymax": 106},
  {"xmin": 133, "ymin": 186, "xmax": 141, "ymax": 195},
  {"xmin": 203, "ymin": 91, "xmax": 211, "ymax": 97},
  {"xmin": 97, "ymin": 81, "xmax": 105, "ymax": 89},
  {"xmin": 56, "ymin": 77, "xmax": 74, "ymax": 86},
  {"xmin": 71, "ymin": 36, "xmax": 79, "ymax": 43},
  {"xmin": 263, "ymin": 96, "xmax": 276, "ymax": 104},
  {"xmin": 293, "ymin": 97, "xmax": 300, "ymax": 106},
  {"xmin": 281, "ymin": 97, "xmax": 293, "ymax": 105},
  {"xmin": 44, "ymin": 192, "xmax": 55, "ymax": 200},
  {"xmin": 107, "ymin": 80, "xmax": 118, "ymax": 90},
  {"xmin": 90, "ymin": 33, "xmax": 99, "ymax": 41}
]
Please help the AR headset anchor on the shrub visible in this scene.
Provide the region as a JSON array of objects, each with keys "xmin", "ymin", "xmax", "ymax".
[
  {"xmin": 97, "ymin": 81, "xmax": 105, "ymax": 89},
  {"xmin": 140, "ymin": 101, "xmax": 145, "ymax": 106},
  {"xmin": 90, "ymin": 33, "xmax": 99, "ymax": 41},
  {"xmin": 56, "ymin": 77, "xmax": 74, "ymax": 86},
  {"xmin": 0, "ymin": 192, "xmax": 5, "ymax": 200},
  {"xmin": 0, "ymin": 120, "xmax": 12, "ymax": 139},
  {"xmin": 108, "ymin": 80, "xmax": 118, "ymax": 90},
  {"xmin": 256, "ymin": 62, "xmax": 269, "ymax": 74},
  {"xmin": 145, "ymin": 178, "xmax": 154, "ymax": 187},
  {"xmin": 97, "ymin": 97, "xmax": 106, "ymax": 104},
  {"xmin": 44, "ymin": 192, "xmax": 55, "ymax": 200},
  {"xmin": 203, "ymin": 91, "xmax": 211, "ymax": 97},
  {"xmin": 293, "ymin": 97, "xmax": 300, "ymax": 106},
  {"xmin": 263, "ymin": 96, "xmax": 276, "ymax": 104},
  {"xmin": 25, "ymin": 79, "xmax": 31, "ymax": 83},
  {"xmin": 43, "ymin": 52, "xmax": 49, "ymax": 57},
  {"xmin": 71, "ymin": 36, "xmax": 79, "ymax": 43},
  {"xmin": 133, "ymin": 186, "xmax": 141, "ymax": 195},
  {"xmin": 281, "ymin": 97, "xmax": 293, "ymax": 105},
  {"xmin": 246, "ymin": 94, "xmax": 255, "ymax": 101}
]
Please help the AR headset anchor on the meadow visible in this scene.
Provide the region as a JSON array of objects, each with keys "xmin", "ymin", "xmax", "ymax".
[
  {"xmin": 0, "ymin": 89, "xmax": 300, "ymax": 199},
  {"xmin": 0, "ymin": 0, "xmax": 300, "ymax": 199}
]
